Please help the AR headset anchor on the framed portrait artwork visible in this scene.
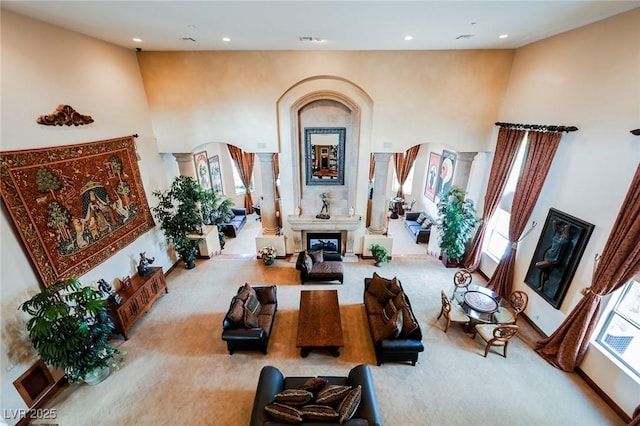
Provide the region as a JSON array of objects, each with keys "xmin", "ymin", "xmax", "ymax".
[
  {"xmin": 193, "ymin": 151, "xmax": 212, "ymax": 191},
  {"xmin": 437, "ymin": 150, "xmax": 457, "ymax": 198},
  {"xmin": 208, "ymin": 155, "xmax": 223, "ymax": 195},
  {"xmin": 424, "ymin": 152, "xmax": 441, "ymax": 201},
  {"xmin": 524, "ymin": 208, "xmax": 595, "ymax": 309}
]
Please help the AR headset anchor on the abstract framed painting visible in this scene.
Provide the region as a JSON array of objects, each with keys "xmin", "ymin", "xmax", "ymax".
[
  {"xmin": 524, "ymin": 208, "xmax": 595, "ymax": 309},
  {"xmin": 193, "ymin": 151, "xmax": 212, "ymax": 191},
  {"xmin": 424, "ymin": 152, "xmax": 441, "ymax": 201},
  {"xmin": 437, "ymin": 150, "xmax": 457, "ymax": 198},
  {"xmin": 208, "ymin": 155, "xmax": 223, "ymax": 195},
  {"xmin": 0, "ymin": 136, "xmax": 156, "ymax": 287}
]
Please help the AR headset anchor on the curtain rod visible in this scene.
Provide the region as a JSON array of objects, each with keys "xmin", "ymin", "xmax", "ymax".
[
  {"xmin": 495, "ymin": 122, "xmax": 578, "ymax": 133},
  {"xmin": 631, "ymin": 129, "xmax": 640, "ymax": 136}
]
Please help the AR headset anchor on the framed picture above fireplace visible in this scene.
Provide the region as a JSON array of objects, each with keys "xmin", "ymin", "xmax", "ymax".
[{"xmin": 307, "ymin": 232, "xmax": 341, "ymax": 253}]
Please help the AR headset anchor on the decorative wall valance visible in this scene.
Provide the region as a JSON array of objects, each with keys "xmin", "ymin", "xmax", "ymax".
[
  {"xmin": 37, "ymin": 104, "xmax": 94, "ymax": 126},
  {"xmin": 0, "ymin": 136, "xmax": 155, "ymax": 286},
  {"xmin": 495, "ymin": 122, "xmax": 578, "ymax": 133}
]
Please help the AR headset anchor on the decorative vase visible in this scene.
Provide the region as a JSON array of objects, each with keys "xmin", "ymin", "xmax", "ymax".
[
  {"xmin": 263, "ymin": 257, "xmax": 275, "ymax": 266},
  {"xmin": 184, "ymin": 259, "xmax": 196, "ymax": 269}
]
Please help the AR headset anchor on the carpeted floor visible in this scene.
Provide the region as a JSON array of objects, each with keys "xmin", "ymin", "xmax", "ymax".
[{"xmin": 35, "ymin": 247, "xmax": 624, "ymax": 425}]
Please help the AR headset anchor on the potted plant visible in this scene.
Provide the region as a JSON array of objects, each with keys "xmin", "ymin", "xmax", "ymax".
[
  {"xmin": 20, "ymin": 278, "xmax": 125, "ymax": 385},
  {"xmin": 152, "ymin": 176, "xmax": 206, "ymax": 269},
  {"xmin": 370, "ymin": 243, "xmax": 389, "ymax": 266},
  {"xmin": 436, "ymin": 186, "xmax": 480, "ymax": 267},
  {"xmin": 200, "ymin": 189, "xmax": 235, "ymax": 249},
  {"xmin": 258, "ymin": 245, "xmax": 277, "ymax": 265}
]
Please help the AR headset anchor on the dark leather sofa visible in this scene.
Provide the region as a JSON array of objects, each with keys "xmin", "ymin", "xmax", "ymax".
[
  {"xmin": 221, "ymin": 207, "xmax": 248, "ymax": 238},
  {"xmin": 250, "ymin": 364, "xmax": 383, "ymax": 426},
  {"xmin": 222, "ymin": 284, "xmax": 277, "ymax": 354},
  {"xmin": 403, "ymin": 211, "xmax": 432, "ymax": 244},
  {"xmin": 295, "ymin": 250, "xmax": 344, "ymax": 284},
  {"xmin": 364, "ymin": 274, "xmax": 424, "ymax": 365}
]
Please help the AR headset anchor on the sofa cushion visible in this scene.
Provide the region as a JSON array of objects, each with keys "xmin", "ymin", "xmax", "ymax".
[
  {"xmin": 264, "ymin": 402, "xmax": 303, "ymax": 423},
  {"xmin": 299, "ymin": 377, "xmax": 328, "ymax": 393},
  {"xmin": 308, "ymin": 249, "xmax": 324, "ymax": 263},
  {"xmin": 316, "ymin": 385, "xmax": 352, "ymax": 405},
  {"xmin": 300, "ymin": 405, "xmax": 339, "ymax": 422},
  {"xmin": 367, "ymin": 273, "xmax": 397, "ymax": 304},
  {"xmin": 338, "ymin": 385, "xmax": 362, "ymax": 424},
  {"xmin": 382, "ymin": 299, "xmax": 397, "ymax": 323},
  {"xmin": 304, "ymin": 253, "xmax": 313, "ymax": 272},
  {"xmin": 274, "ymin": 389, "xmax": 314, "ymax": 406},
  {"xmin": 255, "ymin": 286, "xmax": 278, "ymax": 304},
  {"xmin": 363, "ymin": 292, "xmax": 384, "ymax": 315},
  {"xmin": 226, "ymin": 298, "xmax": 245, "ymax": 325},
  {"xmin": 382, "ymin": 309, "xmax": 404, "ymax": 339}
]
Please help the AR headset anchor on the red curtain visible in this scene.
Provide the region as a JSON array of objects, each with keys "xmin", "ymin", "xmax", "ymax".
[
  {"xmin": 227, "ymin": 144, "xmax": 255, "ymax": 213},
  {"xmin": 463, "ymin": 128, "xmax": 525, "ymax": 270},
  {"xmin": 393, "ymin": 146, "xmax": 420, "ymax": 215},
  {"xmin": 536, "ymin": 163, "xmax": 640, "ymax": 371},
  {"xmin": 368, "ymin": 153, "xmax": 376, "ymax": 183},
  {"xmin": 487, "ymin": 131, "xmax": 562, "ymax": 297}
]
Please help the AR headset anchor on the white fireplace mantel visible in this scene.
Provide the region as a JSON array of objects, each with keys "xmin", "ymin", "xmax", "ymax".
[{"xmin": 288, "ymin": 214, "xmax": 361, "ymax": 256}]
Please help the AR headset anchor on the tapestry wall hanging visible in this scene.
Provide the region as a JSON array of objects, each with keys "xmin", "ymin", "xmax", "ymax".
[{"xmin": 0, "ymin": 136, "xmax": 156, "ymax": 287}]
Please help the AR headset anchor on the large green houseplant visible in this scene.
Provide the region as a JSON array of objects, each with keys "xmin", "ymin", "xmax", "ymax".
[
  {"xmin": 200, "ymin": 188, "xmax": 235, "ymax": 249},
  {"xmin": 152, "ymin": 176, "xmax": 207, "ymax": 269},
  {"xmin": 20, "ymin": 278, "xmax": 124, "ymax": 384},
  {"xmin": 436, "ymin": 186, "xmax": 480, "ymax": 267}
]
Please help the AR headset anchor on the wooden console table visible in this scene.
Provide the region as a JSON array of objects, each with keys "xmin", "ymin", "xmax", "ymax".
[{"xmin": 109, "ymin": 267, "xmax": 168, "ymax": 340}]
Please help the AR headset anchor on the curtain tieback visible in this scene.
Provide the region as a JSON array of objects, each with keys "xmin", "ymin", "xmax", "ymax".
[{"xmin": 581, "ymin": 287, "xmax": 602, "ymax": 298}]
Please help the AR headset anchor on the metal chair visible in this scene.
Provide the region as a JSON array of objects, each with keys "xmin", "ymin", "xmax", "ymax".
[
  {"xmin": 437, "ymin": 290, "xmax": 468, "ymax": 333},
  {"xmin": 472, "ymin": 324, "xmax": 519, "ymax": 358}
]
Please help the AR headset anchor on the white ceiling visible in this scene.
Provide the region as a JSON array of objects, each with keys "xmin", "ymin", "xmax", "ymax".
[{"xmin": 2, "ymin": 1, "xmax": 639, "ymax": 51}]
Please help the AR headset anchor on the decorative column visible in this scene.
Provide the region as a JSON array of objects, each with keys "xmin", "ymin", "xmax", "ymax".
[
  {"xmin": 256, "ymin": 153, "xmax": 279, "ymax": 235},
  {"xmin": 368, "ymin": 153, "xmax": 392, "ymax": 234},
  {"xmin": 172, "ymin": 153, "xmax": 197, "ymax": 179},
  {"xmin": 452, "ymin": 152, "xmax": 477, "ymax": 193}
]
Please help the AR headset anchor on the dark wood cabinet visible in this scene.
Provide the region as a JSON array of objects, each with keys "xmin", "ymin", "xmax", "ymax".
[{"xmin": 109, "ymin": 267, "xmax": 168, "ymax": 340}]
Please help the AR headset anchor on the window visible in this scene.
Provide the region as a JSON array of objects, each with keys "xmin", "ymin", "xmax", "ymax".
[
  {"xmin": 231, "ymin": 163, "xmax": 253, "ymax": 195},
  {"xmin": 391, "ymin": 164, "xmax": 415, "ymax": 195},
  {"xmin": 595, "ymin": 279, "xmax": 640, "ymax": 378},
  {"xmin": 483, "ymin": 137, "xmax": 527, "ymax": 260}
]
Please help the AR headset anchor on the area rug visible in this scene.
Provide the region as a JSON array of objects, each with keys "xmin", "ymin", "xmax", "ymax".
[{"xmin": 0, "ymin": 136, "xmax": 155, "ymax": 286}]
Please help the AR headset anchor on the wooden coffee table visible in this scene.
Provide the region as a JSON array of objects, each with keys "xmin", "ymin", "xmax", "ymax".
[{"xmin": 296, "ymin": 290, "xmax": 344, "ymax": 357}]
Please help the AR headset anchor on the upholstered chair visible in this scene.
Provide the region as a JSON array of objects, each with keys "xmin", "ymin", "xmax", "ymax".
[
  {"xmin": 493, "ymin": 290, "xmax": 529, "ymax": 324},
  {"xmin": 472, "ymin": 324, "xmax": 519, "ymax": 358},
  {"xmin": 437, "ymin": 290, "xmax": 468, "ymax": 333}
]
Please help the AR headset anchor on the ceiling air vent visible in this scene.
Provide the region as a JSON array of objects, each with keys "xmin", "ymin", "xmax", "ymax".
[
  {"xmin": 181, "ymin": 37, "xmax": 196, "ymax": 42},
  {"xmin": 456, "ymin": 34, "xmax": 474, "ymax": 40}
]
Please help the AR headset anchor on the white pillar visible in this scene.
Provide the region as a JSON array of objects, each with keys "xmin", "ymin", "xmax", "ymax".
[
  {"xmin": 369, "ymin": 153, "xmax": 392, "ymax": 234},
  {"xmin": 172, "ymin": 153, "xmax": 197, "ymax": 179},
  {"xmin": 257, "ymin": 153, "xmax": 279, "ymax": 235}
]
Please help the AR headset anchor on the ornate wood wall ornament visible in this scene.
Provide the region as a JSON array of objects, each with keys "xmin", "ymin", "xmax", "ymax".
[
  {"xmin": 0, "ymin": 136, "xmax": 156, "ymax": 287},
  {"xmin": 37, "ymin": 105, "xmax": 94, "ymax": 126}
]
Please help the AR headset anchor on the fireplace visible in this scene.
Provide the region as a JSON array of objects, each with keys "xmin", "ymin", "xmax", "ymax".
[
  {"xmin": 307, "ymin": 232, "xmax": 342, "ymax": 253},
  {"xmin": 287, "ymin": 214, "xmax": 361, "ymax": 257}
]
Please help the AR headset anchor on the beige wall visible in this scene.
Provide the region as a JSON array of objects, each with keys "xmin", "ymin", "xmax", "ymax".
[
  {"xmin": 0, "ymin": 11, "xmax": 175, "ymax": 422},
  {"xmin": 484, "ymin": 9, "xmax": 640, "ymax": 416}
]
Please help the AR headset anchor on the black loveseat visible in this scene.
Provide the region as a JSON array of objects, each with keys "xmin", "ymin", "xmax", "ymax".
[
  {"xmin": 364, "ymin": 273, "xmax": 424, "ymax": 365},
  {"xmin": 403, "ymin": 212, "xmax": 432, "ymax": 244},
  {"xmin": 295, "ymin": 250, "xmax": 344, "ymax": 284},
  {"xmin": 250, "ymin": 364, "xmax": 383, "ymax": 426},
  {"xmin": 222, "ymin": 284, "xmax": 277, "ymax": 354},
  {"xmin": 221, "ymin": 207, "xmax": 248, "ymax": 238}
]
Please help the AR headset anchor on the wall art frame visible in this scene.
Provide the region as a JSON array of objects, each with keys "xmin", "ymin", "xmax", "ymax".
[
  {"xmin": 0, "ymin": 136, "xmax": 156, "ymax": 287},
  {"xmin": 524, "ymin": 208, "xmax": 595, "ymax": 309},
  {"xmin": 304, "ymin": 127, "xmax": 345, "ymax": 186},
  {"xmin": 424, "ymin": 152, "xmax": 441, "ymax": 201},
  {"xmin": 193, "ymin": 151, "xmax": 212, "ymax": 191},
  {"xmin": 208, "ymin": 155, "xmax": 223, "ymax": 195},
  {"xmin": 437, "ymin": 150, "xmax": 457, "ymax": 198}
]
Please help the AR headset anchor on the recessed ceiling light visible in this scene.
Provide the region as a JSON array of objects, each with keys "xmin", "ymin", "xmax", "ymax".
[
  {"xmin": 404, "ymin": 35, "xmax": 413, "ymax": 41},
  {"xmin": 132, "ymin": 38, "xmax": 142, "ymax": 43},
  {"xmin": 499, "ymin": 34, "xmax": 509, "ymax": 39},
  {"xmin": 222, "ymin": 37, "xmax": 231, "ymax": 42}
]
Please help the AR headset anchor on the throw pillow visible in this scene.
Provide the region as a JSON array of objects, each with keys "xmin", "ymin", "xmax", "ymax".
[
  {"xmin": 243, "ymin": 306, "xmax": 260, "ymax": 328},
  {"xmin": 308, "ymin": 249, "xmax": 324, "ymax": 263},
  {"xmin": 338, "ymin": 385, "xmax": 362, "ymax": 424},
  {"xmin": 299, "ymin": 377, "xmax": 328, "ymax": 393},
  {"xmin": 274, "ymin": 389, "xmax": 314, "ymax": 406},
  {"xmin": 316, "ymin": 385, "xmax": 352, "ymax": 405},
  {"xmin": 382, "ymin": 309, "xmax": 404, "ymax": 339},
  {"xmin": 400, "ymin": 307, "xmax": 419, "ymax": 337},
  {"xmin": 264, "ymin": 403, "xmax": 303, "ymax": 423},
  {"xmin": 245, "ymin": 293, "xmax": 261, "ymax": 315},
  {"xmin": 382, "ymin": 299, "xmax": 397, "ymax": 323},
  {"xmin": 416, "ymin": 213, "xmax": 427, "ymax": 224},
  {"xmin": 421, "ymin": 219, "xmax": 432, "ymax": 229},
  {"xmin": 304, "ymin": 253, "xmax": 313, "ymax": 272},
  {"xmin": 225, "ymin": 297, "xmax": 244, "ymax": 324},
  {"xmin": 229, "ymin": 211, "xmax": 236, "ymax": 219},
  {"xmin": 301, "ymin": 405, "xmax": 339, "ymax": 422},
  {"xmin": 394, "ymin": 291, "xmax": 408, "ymax": 309},
  {"xmin": 367, "ymin": 273, "xmax": 396, "ymax": 304},
  {"xmin": 236, "ymin": 283, "xmax": 255, "ymax": 302},
  {"xmin": 388, "ymin": 277, "xmax": 402, "ymax": 296}
]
